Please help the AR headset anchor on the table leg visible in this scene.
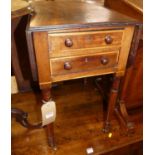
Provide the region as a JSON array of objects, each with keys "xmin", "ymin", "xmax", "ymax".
[
  {"xmin": 41, "ymin": 88, "xmax": 57, "ymax": 150},
  {"xmin": 103, "ymin": 76, "xmax": 121, "ymax": 133},
  {"xmin": 102, "ymin": 74, "xmax": 135, "ymax": 134}
]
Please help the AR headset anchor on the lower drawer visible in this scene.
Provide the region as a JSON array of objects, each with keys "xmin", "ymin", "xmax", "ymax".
[{"xmin": 50, "ymin": 51, "xmax": 119, "ymax": 77}]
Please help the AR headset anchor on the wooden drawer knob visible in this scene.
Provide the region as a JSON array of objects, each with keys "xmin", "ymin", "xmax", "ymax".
[
  {"xmin": 101, "ymin": 57, "xmax": 109, "ymax": 65},
  {"xmin": 105, "ymin": 35, "xmax": 113, "ymax": 44},
  {"xmin": 64, "ymin": 62, "xmax": 72, "ymax": 70},
  {"xmin": 65, "ymin": 38, "xmax": 73, "ymax": 47}
]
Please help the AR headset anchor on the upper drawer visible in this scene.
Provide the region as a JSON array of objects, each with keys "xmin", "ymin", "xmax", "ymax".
[{"xmin": 48, "ymin": 30, "xmax": 123, "ymax": 54}]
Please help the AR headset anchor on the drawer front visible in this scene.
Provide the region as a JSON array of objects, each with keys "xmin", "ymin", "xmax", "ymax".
[
  {"xmin": 50, "ymin": 51, "xmax": 119, "ymax": 76},
  {"xmin": 48, "ymin": 30, "xmax": 123, "ymax": 57}
]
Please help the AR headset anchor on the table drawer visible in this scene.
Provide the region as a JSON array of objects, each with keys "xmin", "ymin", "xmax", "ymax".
[
  {"xmin": 48, "ymin": 30, "xmax": 123, "ymax": 57},
  {"xmin": 50, "ymin": 51, "xmax": 119, "ymax": 76}
]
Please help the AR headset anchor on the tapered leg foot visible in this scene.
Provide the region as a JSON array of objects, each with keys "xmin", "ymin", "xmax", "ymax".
[
  {"xmin": 42, "ymin": 88, "xmax": 57, "ymax": 149},
  {"xmin": 103, "ymin": 76, "xmax": 121, "ymax": 133},
  {"xmin": 46, "ymin": 123, "xmax": 57, "ymax": 150},
  {"xmin": 103, "ymin": 122, "xmax": 111, "ymax": 133},
  {"xmin": 95, "ymin": 75, "xmax": 135, "ymax": 135}
]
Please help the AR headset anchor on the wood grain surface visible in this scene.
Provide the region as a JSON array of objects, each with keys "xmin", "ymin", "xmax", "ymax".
[
  {"xmin": 33, "ymin": 31, "xmax": 52, "ymax": 89},
  {"xmin": 48, "ymin": 30, "xmax": 123, "ymax": 53},
  {"xmin": 29, "ymin": 1, "xmax": 139, "ymax": 30},
  {"xmin": 11, "ymin": 0, "xmax": 30, "ymax": 18},
  {"xmin": 104, "ymin": 0, "xmax": 143, "ymax": 21},
  {"xmin": 124, "ymin": 0, "xmax": 143, "ymax": 14},
  {"xmin": 50, "ymin": 52, "xmax": 118, "ymax": 80},
  {"xmin": 12, "ymin": 79, "xmax": 143, "ymax": 155}
]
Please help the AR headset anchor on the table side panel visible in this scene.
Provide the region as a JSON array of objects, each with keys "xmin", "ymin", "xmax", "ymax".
[
  {"xmin": 117, "ymin": 26, "xmax": 135, "ymax": 75},
  {"xmin": 33, "ymin": 31, "xmax": 52, "ymax": 88}
]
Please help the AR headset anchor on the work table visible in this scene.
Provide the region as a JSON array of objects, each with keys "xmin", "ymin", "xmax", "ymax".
[{"xmin": 26, "ymin": 0, "xmax": 141, "ymax": 149}]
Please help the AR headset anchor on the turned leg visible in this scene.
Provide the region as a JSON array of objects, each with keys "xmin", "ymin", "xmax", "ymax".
[
  {"xmin": 41, "ymin": 88, "xmax": 57, "ymax": 149},
  {"xmin": 103, "ymin": 76, "xmax": 121, "ymax": 133}
]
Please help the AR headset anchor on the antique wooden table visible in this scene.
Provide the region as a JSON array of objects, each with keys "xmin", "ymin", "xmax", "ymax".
[{"xmin": 26, "ymin": 1, "xmax": 141, "ymax": 149}]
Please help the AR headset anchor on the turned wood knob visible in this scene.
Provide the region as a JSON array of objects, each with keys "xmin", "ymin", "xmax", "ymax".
[
  {"xmin": 105, "ymin": 35, "xmax": 113, "ymax": 44},
  {"xmin": 101, "ymin": 57, "xmax": 109, "ymax": 65},
  {"xmin": 64, "ymin": 62, "xmax": 72, "ymax": 70},
  {"xmin": 65, "ymin": 38, "xmax": 73, "ymax": 47}
]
